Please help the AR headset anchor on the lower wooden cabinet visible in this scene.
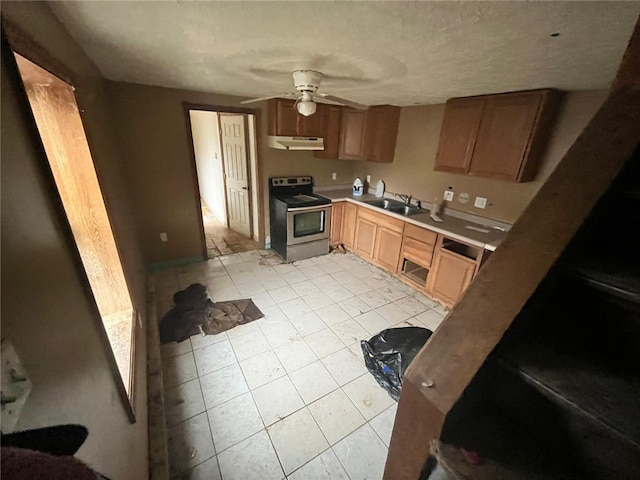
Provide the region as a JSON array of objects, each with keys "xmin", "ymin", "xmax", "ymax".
[
  {"xmin": 426, "ymin": 237, "xmax": 485, "ymax": 307},
  {"xmin": 332, "ymin": 202, "xmax": 490, "ymax": 309},
  {"xmin": 354, "ymin": 215, "xmax": 377, "ymax": 259},
  {"xmin": 330, "ymin": 201, "xmax": 344, "ymax": 246},
  {"xmin": 354, "ymin": 207, "xmax": 405, "ymax": 268},
  {"xmin": 374, "ymin": 227, "xmax": 404, "ymax": 271},
  {"xmin": 427, "ymin": 250, "xmax": 476, "ymax": 306},
  {"xmin": 397, "ymin": 223, "xmax": 438, "ymax": 289},
  {"xmin": 341, "ymin": 202, "xmax": 358, "ymax": 249}
]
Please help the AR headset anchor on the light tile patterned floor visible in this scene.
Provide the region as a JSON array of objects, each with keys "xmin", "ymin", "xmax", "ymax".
[{"xmin": 153, "ymin": 250, "xmax": 447, "ymax": 480}]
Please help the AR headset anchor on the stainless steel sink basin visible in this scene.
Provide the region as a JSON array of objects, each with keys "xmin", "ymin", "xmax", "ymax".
[
  {"xmin": 362, "ymin": 198, "xmax": 424, "ymax": 217},
  {"xmin": 387, "ymin": 205, "xmax": 424, "ymax": 217},
  {"xmin": 362, "ymin": 198, "xmax": 405, "ymax": 209}
]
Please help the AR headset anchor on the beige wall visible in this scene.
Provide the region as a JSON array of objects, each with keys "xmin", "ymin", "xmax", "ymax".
[
  {"xmin": 107, "ymin": 82, "xmax": 355, "ymax": 262},
  {"xmin": 354, "ymin": 90, "xmax": 608, "ymax": 224},
  {"xmin": 107, "ymin": 80, "xmax": 606, "ymax": 263},
  {"xmin": 1, "ymin": 3, "xmax": 148, "ymax": 479},
  {"xmin": 189, "ymin": 110, "xmax": 227, "ymax": 222}
]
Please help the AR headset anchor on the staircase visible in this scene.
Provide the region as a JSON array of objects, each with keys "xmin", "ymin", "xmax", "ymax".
[{"xmin": 440, "ymin": 146, "xmax": 640, "ymax": 478}]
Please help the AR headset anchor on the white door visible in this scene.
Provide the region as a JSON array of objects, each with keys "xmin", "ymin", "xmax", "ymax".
[{"xmin": 220, "ymin": 114, "xmax": 251, "ymax": 237}]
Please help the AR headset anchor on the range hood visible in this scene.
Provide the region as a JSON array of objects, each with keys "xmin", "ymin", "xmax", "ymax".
[{"xmin": 267, "ymin": 136, "xmax": 324, "ymax": 151}]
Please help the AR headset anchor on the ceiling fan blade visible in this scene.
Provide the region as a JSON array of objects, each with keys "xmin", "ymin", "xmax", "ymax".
[
  {"xmin": 240, "ymin": 92, "xmax": 297, "ymax": 104},
  {"xmin": 317, "ymin": 93, "xmax": 368, "ymax": 110}
]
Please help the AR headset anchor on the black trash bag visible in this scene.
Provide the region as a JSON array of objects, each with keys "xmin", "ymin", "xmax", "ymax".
[{"xmin": 361, "ymin": 326, "xmax": 432, "ymax": 401}]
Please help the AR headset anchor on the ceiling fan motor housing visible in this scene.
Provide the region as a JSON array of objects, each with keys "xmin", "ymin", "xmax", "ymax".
[{"xmin": 293, "ymin": 70, "xmax": 323, "ymax": 93}]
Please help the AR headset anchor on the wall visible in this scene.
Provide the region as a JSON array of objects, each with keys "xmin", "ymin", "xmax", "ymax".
[
  {"xmin": 106, "ymin": 78, "xmax": 606, "ymax": 265},
  {"xmin": 354, "ymin": 90, "xmax": 608, "ymax": 224},
  {"xmin": 1, "ymin": 2, "xmax": 148, "ymax": 479},
  {"xmin": 107, "ymin": 81, "xmax": 355, "ymax": 264},
  {"xmin": 189, "ymin": 110, "xmax": 227, "ymax": 222}
]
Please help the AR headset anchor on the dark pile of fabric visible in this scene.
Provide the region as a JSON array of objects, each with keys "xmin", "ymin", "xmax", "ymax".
[
  {"xmin": 1, "ymin": 424, "xmax": 109, "ymax": 480},
  {"xmin": 159, "ymin": 283, "xmax": 264, "ymax": 344}
]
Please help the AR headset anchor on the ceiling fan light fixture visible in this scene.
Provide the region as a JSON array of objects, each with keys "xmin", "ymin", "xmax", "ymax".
[{"xmin": 297, "ymin": 99, "xmax": 317, "ymax": 116}]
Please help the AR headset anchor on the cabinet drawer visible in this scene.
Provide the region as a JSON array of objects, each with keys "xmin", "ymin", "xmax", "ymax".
[
  {"xmin": 357, "ymin": 207, "xmax": 405, "ymax": 233},
  {"xmin": 401, "ymin": 237, "xmax": 434, "ymax": 267},
  {"xmin": 404, "ymin": 223, "xmax": 437, "ymax": 245}
]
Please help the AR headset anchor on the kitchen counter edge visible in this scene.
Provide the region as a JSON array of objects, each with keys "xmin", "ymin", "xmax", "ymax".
[{"xmin": 318, "ymin": 189, "xmax": 509, "ymax": 252}]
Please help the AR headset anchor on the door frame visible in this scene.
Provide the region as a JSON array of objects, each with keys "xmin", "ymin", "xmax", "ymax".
[
  {"xmin": 2, "ymin": 20, "xmax": 138, "ymax": 422},
  {"xmin": 183, "ymin": 103, "xmax": 265, "ymax": 258}
]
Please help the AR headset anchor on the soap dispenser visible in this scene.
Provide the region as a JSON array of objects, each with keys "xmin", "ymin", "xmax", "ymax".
[{"xmin": 352, "ymin": 177, "xmax": 363, "ymax": 196}]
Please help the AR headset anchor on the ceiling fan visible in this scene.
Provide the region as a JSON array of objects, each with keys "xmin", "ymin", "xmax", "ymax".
[{"xmin": 240, "ymin": 70, "xmax": 368, "ymax": 116}]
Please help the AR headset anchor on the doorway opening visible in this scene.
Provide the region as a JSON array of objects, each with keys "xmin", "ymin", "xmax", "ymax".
[
  {"xmin": 188, "ymin": 109, "xmax": 260, "ymax": 258},
  {"xmin": 13, "ymin": 54, "xmax": 136, "ymax": 404}
]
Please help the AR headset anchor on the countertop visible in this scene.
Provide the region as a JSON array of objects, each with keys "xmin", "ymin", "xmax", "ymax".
[{"xmin": 316, "ymin": 189, "xmax": 510, "ymax": 251}]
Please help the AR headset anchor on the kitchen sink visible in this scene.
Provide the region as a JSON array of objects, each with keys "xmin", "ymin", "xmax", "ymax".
[
  {"xmin": 362, "ymin": 198, "xmax": 424, "ymax": 217},
  {"xmin": 362, "ymin": 198, "xmax": 405, "ymax": 209},
  {"xmin": 387, "ymin": 205, "xmax": 424, "ymax": 217}
]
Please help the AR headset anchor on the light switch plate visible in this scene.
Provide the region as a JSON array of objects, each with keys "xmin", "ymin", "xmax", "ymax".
[
  {"xmin": 443, "ymin": 190, "xmax": 454, "ymax": 201},
  {"xmin": 474, "ymin": 196, "xmax": 488, "ymax": 208}
]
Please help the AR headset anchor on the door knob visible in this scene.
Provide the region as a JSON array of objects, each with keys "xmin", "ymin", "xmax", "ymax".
[{"xmin": 241, "ymin": 186, "xmax": 248, "ymax": 190}]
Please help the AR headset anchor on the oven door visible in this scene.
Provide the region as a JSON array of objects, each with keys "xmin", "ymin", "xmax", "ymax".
[{"xmin": 286, "ymin": 204, "xmax": 332, "ymax": 246}]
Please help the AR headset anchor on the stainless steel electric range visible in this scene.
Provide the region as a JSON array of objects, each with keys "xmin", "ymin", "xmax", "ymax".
[{"xmin": 269, "ymin": 176, "xmax": 332, "ymax": 262}]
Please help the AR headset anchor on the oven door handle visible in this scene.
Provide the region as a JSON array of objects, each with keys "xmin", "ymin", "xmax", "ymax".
[{"xmin": 287, "ymin": 204, "xmax": 332, "ymax": 213}]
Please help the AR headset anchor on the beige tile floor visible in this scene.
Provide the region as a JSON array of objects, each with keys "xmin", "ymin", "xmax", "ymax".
[
  {"xmin": 153, "ymin": 250, "xmax": 447, "ymax": 480},
  {"xmin": 202, "ymin": 203, "xmax": 259, "ymax": 258}
]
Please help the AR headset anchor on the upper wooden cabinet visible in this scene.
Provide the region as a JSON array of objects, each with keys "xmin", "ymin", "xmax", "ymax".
[
  {"xmin": 338, "ymin": 106, "xmax": 400, "ymax": 162},
  {"xmin": 434, "ymin": 97, "xmax": 485, "ymax": 174},
  {"xmin": 267, "ymin": 100, "xmax": 400, "ymax": 162},
  {"xmin": 314, "ymin": 105, "xmax": 342, "ymax": 159},
  {"xmin": 338, "ymin": 108, "xmax": 368, "ymax": 160},
  {"xmin": 434, "ymin": 89, "xmax": 560, "ymax": 182},
  {"xmin": 365, "ymin": 106, "xmax": 401, "ymax": 163},
  {"xmin": 267, "ymin": 99, "xmax": 323, "ymax": 137},
  {"xmin": 323, "ymin": 105, "xmax": 400, "ymax": 162}
]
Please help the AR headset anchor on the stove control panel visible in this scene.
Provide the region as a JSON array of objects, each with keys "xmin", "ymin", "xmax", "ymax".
[{"xmin": 271, "ymin": 176, "xmax": 312, "ymax": 187}]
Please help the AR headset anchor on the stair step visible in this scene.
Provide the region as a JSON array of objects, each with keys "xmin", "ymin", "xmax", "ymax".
[
  {"xmin": 441, "ymin": 370, "xmax": 574, "ymax": 478},
  {"xmin": 497, "ymin": 338, "xmax": 640, "ymax": 448},
  {"xmin": 562, "ymin": 256, "xmax": 640, "ymax": 304},
  {"xmin": 486, "ymin": 360, "xmax": 640, "ymax": 479}
]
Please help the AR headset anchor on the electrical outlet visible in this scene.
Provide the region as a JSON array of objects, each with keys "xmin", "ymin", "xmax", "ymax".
[
  {"xmin": 160, "ymin": 232, "xmax": 168, "ymax": 242},
  {"xmin": 366, "ymin": 175, "xmax": 371, "ymax": 183},
  {"xmin": 474, "ymin": 196, "xmax": 488, "ymax": 209},
  {"xmin": 458, "ymin": 192, "xmax": 469, "ymax": 204},
  {"xmin": 443, "ymin": 190, "xmax": 454, "ymax": 202},
  {"xmin": 332, "ymin": 172, "xmax": 337, "ymax": 180}
]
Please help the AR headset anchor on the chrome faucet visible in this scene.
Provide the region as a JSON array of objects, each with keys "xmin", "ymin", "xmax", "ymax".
[{"xmin": 394, "ymin": 193, "xmax": 412, "ymax": 205}]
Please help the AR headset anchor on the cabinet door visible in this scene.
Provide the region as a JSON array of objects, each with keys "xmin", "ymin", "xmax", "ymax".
[
  {"xmin": 470, "ymin": 92, "xmax": 543, "ymax": 181},
  {"xmin": 314, "ymin": 105, "xmax": 342, "ymax": 159},
  {"xmin": 354, "ymin": 216, "xmax": 377, "ymax": 260},
  {"xmin": 330, "ymin": 201, "xmax": 344, "ymax": 245},
  {"xmin": 298, "ymin": 107, "xmax": 324, "ymax": 137},
  {"xmin": 268, "ymin": 99, "xmax": 298, "ymax": 136},
  {"xmin": 366, "ymin": 106, "xmax": 401, "ymax": 163},
  {"xmin": 434, "ymin": 97, "xmax": 485, "ymax": 173},
  {"xmin": 428, "ymin": 250, "xmax": 476, "ymax": 306},
  {"xmin": 342, "ymin": 203, "xmax": 358, "ymax": 248},
  {"xmin": 339, "ymin": 109, "xmax": 368, "ymax": 160},
  {"xmin": 374, "ymin": 227, "xmax": 403, "ymax": 272}
]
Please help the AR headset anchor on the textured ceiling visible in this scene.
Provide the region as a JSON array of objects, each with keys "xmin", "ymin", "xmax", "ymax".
[{"xmin": 49, "ymin": 1, "xmax": 640, "ymax": 106}]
